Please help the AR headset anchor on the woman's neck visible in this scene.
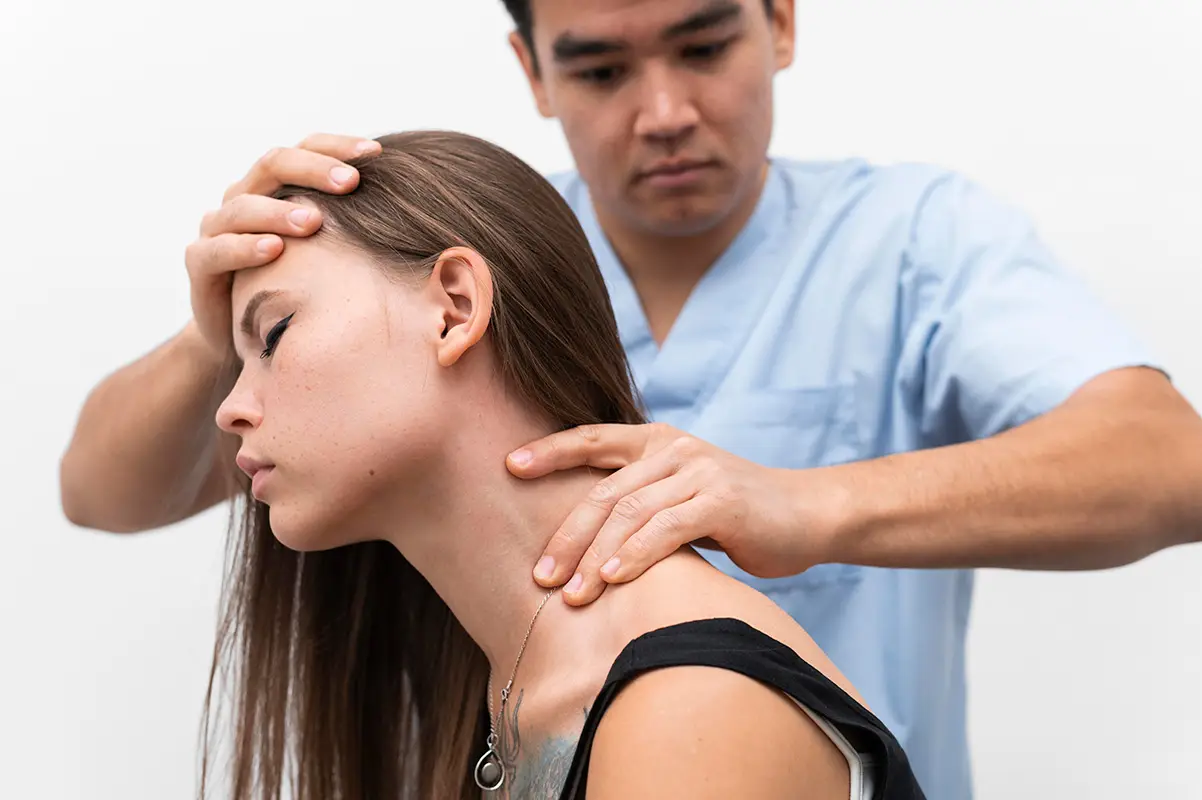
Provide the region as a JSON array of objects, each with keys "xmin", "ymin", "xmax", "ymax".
[{"xmin": 376, "ymin": 423, "xmax": 604, "ymax": 681}]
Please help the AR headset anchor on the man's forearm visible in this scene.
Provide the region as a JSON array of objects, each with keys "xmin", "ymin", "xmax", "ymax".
[
  {"xmin": 60, "ymin": 321, "xmax": 235, "ymax": 533},
  {"xmin": 816, "ymin": 368, "xmax": 1202, "ymax": 571}
]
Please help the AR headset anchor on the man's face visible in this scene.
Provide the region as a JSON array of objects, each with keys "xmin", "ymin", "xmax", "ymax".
[{"xmin": 514, "ymin": 0, "xmax": 794, "ymax": 237}]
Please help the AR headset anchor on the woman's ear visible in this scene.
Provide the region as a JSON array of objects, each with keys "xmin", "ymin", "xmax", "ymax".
[{"xmin": 426, "ymin": 246, "xmax": 495, "ymax": 367}]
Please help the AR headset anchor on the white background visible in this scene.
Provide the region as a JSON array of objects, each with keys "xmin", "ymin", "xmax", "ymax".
[{"xmin": 2, "ymin": 1, "xmax": 1200, "ymax": 797}]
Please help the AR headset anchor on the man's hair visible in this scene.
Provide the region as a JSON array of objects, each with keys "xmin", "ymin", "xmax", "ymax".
[
  {"xmin": 502, "ymin": 0, "xmax": 775, "ymax": 72},
  {"xmin": 501, "ymin": 1, "xmax": 536, "ymax": 54}
]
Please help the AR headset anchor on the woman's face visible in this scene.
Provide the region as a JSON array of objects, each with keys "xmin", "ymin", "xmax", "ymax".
[{"xmin": 216, "ymin": 235, "xmax": 457, "ymax": 551}]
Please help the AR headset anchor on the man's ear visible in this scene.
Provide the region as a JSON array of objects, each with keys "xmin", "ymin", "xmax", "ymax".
[
  {"xmin": 509, "ymin": 31, "xmax": 555, "ymax": 118},
  {"xmin": 425, "ymin": 246, "xmax": 495, "ymax": 368},
  {"xmin": 770, "ymin": 0, "xmax": 796, "ymax": 71}
]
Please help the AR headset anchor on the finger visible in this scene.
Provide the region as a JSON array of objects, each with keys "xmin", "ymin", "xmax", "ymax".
[
  {"xmin": 221, "ymin": 134, "xmax": 380, "ymax": 204},
  {"xmin": 223, "ymin": 145, "xmax": 366, "ymax": 205},
  {"xmin": 560, "ymin": 472, "xmax": 700, "ymax": 606},
  {"xmin": 533, "ymin": 446, "xmax": 680, "ymax": 588},
  {"xmin": 200, "ymin": 194, "xmax": 323, "ymax": 239},
  {"xmin": 606, "ymin": 496, "xmax": 715, "ymax": 585},
  {"xmin": 508, "ymin": 423, "xmax": 649, "ymax": 479},
  {"xmin": 295, "ymin": 133, "xmax": 382, "ymax": 160},
  {"xmin": 185, "ymin": 232, "xmax": 283, "ymax": 280}
]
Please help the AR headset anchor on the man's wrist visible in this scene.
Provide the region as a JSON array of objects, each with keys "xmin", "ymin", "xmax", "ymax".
[
  {"xmin": 177, "ymin": 318, "xmax": 227, "ymax": 373},
  {"xmin": 779, "ymin": 462, "xmax": 865, "ymax": 570}
]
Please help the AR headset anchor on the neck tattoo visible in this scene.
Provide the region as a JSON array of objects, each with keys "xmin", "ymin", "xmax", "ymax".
[{"xmin": 474, "ymin": 586, "xmax": 559, "ymax": 792}]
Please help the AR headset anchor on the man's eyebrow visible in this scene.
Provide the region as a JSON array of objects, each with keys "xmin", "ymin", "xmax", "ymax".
[
  {"xmin": 662, "ymin": 0, "xmax": 743, "ymax": 40},
  {"xmin": 239, "ymin": 290, "xmax": 281, "ymax": 339},
  {"xmin": 551, "ymin": 33, "xmax": 625, "ymax": 63},
  {"xmin": 551, "ymin": 0, "xmax": 744, "ymax": 63}
]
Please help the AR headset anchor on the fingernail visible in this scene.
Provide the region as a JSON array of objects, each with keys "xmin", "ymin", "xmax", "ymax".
[
  {"xmin": 256, "ymin": 237, "xmax": 276, "ymax": 254},
  {"xmin": 534, "ymin": 555, "xmax": 555, "ymax": 581},
  {"xmin": 355, "ymin": 140, "xmax": 378, "ymax": 155},
  {"xmin": 509, "ymin": 449, "xmax": 532, "ymax": 467},
  {"xmin": 288, "ymin": 208, "xmax": 311, "ymax": 226},
  {"xmin": 601, "ymin": 557, "xmax": 621, "ymax": 579},
  {"xmin": 330, "ymin": 166, "xmax": 355, "ymax": 185},
  {"xmin": 565, "ymin": 573, "xmax": 583, "ymax": 594}
]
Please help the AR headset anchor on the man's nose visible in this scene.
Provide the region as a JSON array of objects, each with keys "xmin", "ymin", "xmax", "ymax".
[{"xmin": 633, "ymin": 67, "xmax": 701, "ymax": 147}]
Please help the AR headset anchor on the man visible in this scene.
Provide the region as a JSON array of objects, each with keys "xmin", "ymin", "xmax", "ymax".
[{"xmin": 59, "ymin": 1, "xmax": 1202, "ymax": 797}]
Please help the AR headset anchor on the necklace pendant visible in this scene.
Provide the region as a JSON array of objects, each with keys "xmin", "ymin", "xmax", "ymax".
[
  {"xmin": 474, "ymin": 746, "xmax": 505, "ymax": 791},
  {"xmin": 476, "ymin": 587, "xmax": 557, "ymax": 792}
]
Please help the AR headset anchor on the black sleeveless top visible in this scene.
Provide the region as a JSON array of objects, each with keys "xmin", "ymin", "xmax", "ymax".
[{"xmin": 556, "ymin": 617, "xmax": 927, "ymax": 799}]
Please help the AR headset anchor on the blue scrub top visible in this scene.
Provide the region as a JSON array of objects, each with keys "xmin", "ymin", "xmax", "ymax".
[{"xmin": 549, "ymin": 158, "xmax": 1156, "ymax": 800}]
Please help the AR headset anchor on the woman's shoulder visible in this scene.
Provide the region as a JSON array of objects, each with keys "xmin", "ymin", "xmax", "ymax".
[
  {"xmin": 584, "ymin": 644, "xmax": 852, "ymax": 799},
  {"xmin": 560, "ymin": 616, "xmax": 927, "ymax": 800}
]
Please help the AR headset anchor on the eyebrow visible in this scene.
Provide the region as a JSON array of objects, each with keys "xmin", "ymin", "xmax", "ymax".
[
  {"xmin": 551, "ymin": 0, "xmax": 744, "ymax": 63},
  {"xmin": 239, "ymin": 289, "xmax": 281, "ymax": 339}
]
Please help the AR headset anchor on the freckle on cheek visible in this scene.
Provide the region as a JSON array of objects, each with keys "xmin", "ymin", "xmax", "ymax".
[{"xmin": 368, "ymin": 469, "xmax": 376, "ymax": 477}]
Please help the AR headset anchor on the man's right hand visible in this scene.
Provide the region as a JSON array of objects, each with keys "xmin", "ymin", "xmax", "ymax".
[{"xmin": 183, "ymin": 133, "xmax": 382, "ymax": 356}]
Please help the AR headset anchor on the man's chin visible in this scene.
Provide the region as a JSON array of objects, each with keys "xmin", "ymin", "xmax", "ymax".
[{"xmin": 626, "ymin": 194, "xmax": 734, "ymax": 238}]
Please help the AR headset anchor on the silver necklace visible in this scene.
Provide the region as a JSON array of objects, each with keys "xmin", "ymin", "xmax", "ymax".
[{"xmin": 473, "ymin": 586, "xmax": 558, "ymax": 792}]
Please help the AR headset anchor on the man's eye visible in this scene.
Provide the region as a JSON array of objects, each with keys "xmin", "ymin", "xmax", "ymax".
[
  {"xmin": 260, "ymin": 313, "xmax": 294, "ymax": 360},
  {"xmin": 683, "ymin": 38, "xmax": 734, "ymax": 61},
  {"xmin": 575, "ymin": 65, "xmax": 624, "ymax": 85}
]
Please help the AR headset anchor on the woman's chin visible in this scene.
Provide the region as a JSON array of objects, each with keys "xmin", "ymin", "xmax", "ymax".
[{"xmin": 267, "ymin": 505, "xmax": 346, "ymax": 552}]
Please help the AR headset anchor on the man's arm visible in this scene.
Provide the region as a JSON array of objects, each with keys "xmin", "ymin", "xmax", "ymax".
[
  {"xmin": 824, "ymin": 172, "xmax": 1202, "ymax": 570},
  {"xmin": 819, "ymin": 365, "xmax": 1202, "ymax": 570},
  {"xmin": 509, "ymin": 368, "xmax": 1202, "ymax": 602},
  {"xmin": 59, "ymin": 321, "xmax": 236, "ymax": 532}
]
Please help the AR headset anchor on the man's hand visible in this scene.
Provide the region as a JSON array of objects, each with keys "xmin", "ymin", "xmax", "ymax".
[
  {"xmin": 507, "ymin": 423, "xmax": 841, "ymax": 605},
  {"xmin": 183, "ymin": 133, "xmax": 381, "ymax": 357}
]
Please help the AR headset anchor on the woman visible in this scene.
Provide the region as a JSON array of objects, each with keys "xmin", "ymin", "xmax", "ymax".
[{"xmin": 203, "ymin": 130, "xmax": 925, "ymax": 799}]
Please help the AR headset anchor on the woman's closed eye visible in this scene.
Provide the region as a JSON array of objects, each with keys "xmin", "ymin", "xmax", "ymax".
[{"xmin": 260, "ymin": 313, "xmax": 295, "ymax": 360}]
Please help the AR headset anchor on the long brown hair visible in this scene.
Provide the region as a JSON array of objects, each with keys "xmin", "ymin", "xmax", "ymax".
[{"xmin": 199, "ymin": 130, "xmax": 646, "ymax": 799}]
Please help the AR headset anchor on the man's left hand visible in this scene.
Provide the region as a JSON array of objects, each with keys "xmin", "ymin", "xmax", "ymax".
[{"xmin": 506, "ymin": 423, "xmax": 841, "ymax": 605}]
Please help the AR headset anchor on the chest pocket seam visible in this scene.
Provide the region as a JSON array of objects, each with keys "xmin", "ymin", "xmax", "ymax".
[{"xmin": 704, "ymin": 383, "xmax": 862, "ymax": 466}]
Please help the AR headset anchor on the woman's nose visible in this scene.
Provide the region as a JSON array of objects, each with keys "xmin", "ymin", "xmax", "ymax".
[{"xmin": 215, "ymin": 375, "xmax": 263, "ymax": 434}]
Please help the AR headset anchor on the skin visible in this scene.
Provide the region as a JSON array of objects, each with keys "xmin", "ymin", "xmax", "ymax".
[{"xmin": 219, "ymin": 228, "xmax": 856, "ymax": 798}]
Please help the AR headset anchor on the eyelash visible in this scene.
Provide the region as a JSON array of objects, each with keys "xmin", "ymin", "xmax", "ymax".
[
  {"xmin": 573, "ymin": 37, "xmax": 736, "ymax": 85},
  {"xmin": 260, "ymin": 313, "xmax": 294, "ymax": 360},
  {"xmin": 577, "ymin": 65, "xmax": 623, "ymax": 85},
  {"xmin": 682, "ymin": 37, "xmax": 734, "ymax": 61}
]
